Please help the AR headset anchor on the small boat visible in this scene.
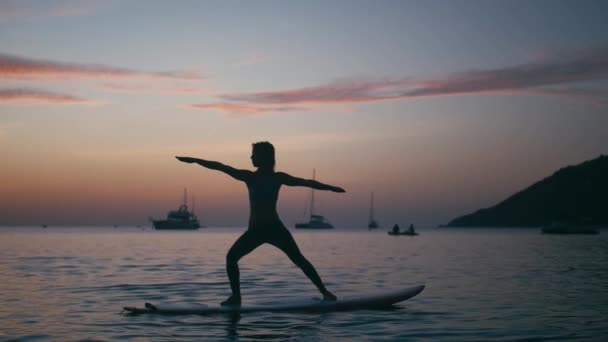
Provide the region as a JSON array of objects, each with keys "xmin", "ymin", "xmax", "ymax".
[
  {"xmin": 388, "ymin": 231, "xmax": 418, "ymax": 236},
  {"xmin": 388, "ymin": 224, "xmax": 418, "ymax": 236},
  {"xmin": 295, "ymin": 169, "xmax": 334, "ymax": 229},
  {"xmin": 368, "ymin": 192, "xmax": 379, "ymax": 230},
  {"xmin": 541, "ymin": 222, "xmax": 598, "ymax": 235},
  {"xmin": 151, "ymin": 189, "xmax": 202, "ymax": 230}
]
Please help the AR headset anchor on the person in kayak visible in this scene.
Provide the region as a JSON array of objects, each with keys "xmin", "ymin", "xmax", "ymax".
[
  {"xmin": 392, "ymin": 224, "xmax": 400, "ymax": 234},
  {"xmin": 176, "ymin": 141, "xmax": 344, "ymax": 306}
]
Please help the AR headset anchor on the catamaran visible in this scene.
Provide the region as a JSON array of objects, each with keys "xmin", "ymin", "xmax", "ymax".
[{"xmin": 295, "ymin": 169, "xmax": 334, "ymax": 229}]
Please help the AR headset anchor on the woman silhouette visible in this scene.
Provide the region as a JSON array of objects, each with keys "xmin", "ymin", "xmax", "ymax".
[{"xmin": 177, "ymin": 141, "xmax": 344, "ymax": 305}]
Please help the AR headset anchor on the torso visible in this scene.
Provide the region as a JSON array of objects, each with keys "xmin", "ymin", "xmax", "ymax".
[{"xmin": 246, "ymin": 171, "xmax": 283, "ymax": 230}]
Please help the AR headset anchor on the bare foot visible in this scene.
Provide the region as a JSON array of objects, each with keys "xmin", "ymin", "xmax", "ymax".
[
  {"xmin": 144, "ymin": 302, "xmax": 158, "ymax": 310},
  {"xmin": 322, "ymin": 290, "xmax": 337, "ymax": 301},
  {"xmin": 221, "ymin": 295, "xmax": 241, "ymax": 306}
]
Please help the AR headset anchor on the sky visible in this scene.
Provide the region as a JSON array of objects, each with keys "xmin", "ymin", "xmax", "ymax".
[{"xmin": 1, "ymin": 0, "xmax": 607, "ymax": 227}]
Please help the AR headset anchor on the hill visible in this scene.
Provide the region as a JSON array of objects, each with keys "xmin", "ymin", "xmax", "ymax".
[{"xmin": 446, "ymin": 155, "xmax": 608, "ymax": 227}]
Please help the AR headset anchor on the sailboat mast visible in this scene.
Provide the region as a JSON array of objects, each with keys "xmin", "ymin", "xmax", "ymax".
[
  {"xmin": 183, "ymin": 188, "xmax": 188, "ymax": 208},
  {"xmin": 369, "ymin": 192, "xmax": 375, "ymax": 223},
  {"xmin": 310, "ymin": 169, "xmax": 316, "ymax": 218},
  {"xmin": 192, "ymin": 195, "xmax": 195, "ymax": 215}
]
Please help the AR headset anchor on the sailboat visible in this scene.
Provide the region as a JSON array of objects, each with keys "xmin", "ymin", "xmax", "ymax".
[
  {"xmin": 368, "ymin": 192, "xmax": 379, "ymax": 230},
  {"xmin": 295, "ymin": 169, "xmax": 334, "ymax": 229},
  {"xmin": 151, "ymin": 188, "xmax": 202, "ymax": 230}
]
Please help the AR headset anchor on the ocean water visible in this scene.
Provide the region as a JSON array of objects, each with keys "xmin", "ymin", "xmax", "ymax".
[{"xmin": 1, "ymin": 227, "xmax": 607, "ymax": 341}]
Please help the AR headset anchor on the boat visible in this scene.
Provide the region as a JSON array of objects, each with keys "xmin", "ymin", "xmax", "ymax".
[
  {"xmin": 295, "ymin": 169, "xmax": 334, "ymax": 229},
  {"xmin": 541, "ymin": 222, "xmax": 598, "ymax": 235},
  {"xmin": 368, "ymin": 192, "xmax": 379, "ymax": 230},
  {"xmin": 388, "ymin": 231, "xmax": 418, "ymax": 236},
  {"xmin": 388, "ymin": 224, "xmax": 418, "ymax": 236},
  {"xmin": 295, "ymin": 214, "xmax": 334, "ymax": 229},
  {"xmin": 151, "ymin": 189, "xmax": 202, "ymax": 230}
]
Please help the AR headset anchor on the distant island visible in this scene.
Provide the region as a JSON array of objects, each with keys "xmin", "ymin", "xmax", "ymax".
[{"xmin": 446, "ymin": 155, "xmax": 607, "ymax": 227}]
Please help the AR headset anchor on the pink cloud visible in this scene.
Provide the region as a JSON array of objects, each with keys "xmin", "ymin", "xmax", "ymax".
[
  {"xmin": 195, "ymin": 44, "xmax": 608, "ymax": 115},
  {"xmin": 0, "ymin": 53, "xmax": 204, "ymax": 80},
  {"xmin": 0, "ymin": 88, "xmax": 92, "ymax": 104},
  {"xmin": 101, "ymin": 83, "xmax": 217, "ymax": 95},
  {"xmin": 166, "ymin": 87, "xmax": 218, "ymax": 95},
  {"xmin": 527, "ymin": 87, "xmax": 608, "ymax": 106},
  {"xmin": 222, "ymin": 79, "xmax": 414, "ymax": 105},
  {"xmin": 189, "ymin": 103, "xmax": 307, "ymax": 117}
]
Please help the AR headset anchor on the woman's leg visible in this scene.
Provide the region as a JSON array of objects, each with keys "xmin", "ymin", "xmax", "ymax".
[
  {"xmin": 223, "ymin": 231, "xmax": 263, "ymax": 305},
  {"xmin": 269, "ymin": 229, "xmax": 336, "ymax": 300}
]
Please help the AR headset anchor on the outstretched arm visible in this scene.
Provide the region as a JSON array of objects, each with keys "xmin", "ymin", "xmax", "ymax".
[
  {"xmin": 176, "ymin": 156, "xmax": 252, "ymax": 182},
  {"xmin": 277, "ymin": 172, "xmax": 345, "ymax": 193}
]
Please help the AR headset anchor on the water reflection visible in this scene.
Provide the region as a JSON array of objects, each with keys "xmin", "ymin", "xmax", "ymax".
[{"xmin": 221, "ymin": 312, "xmax": 327, "ymax": 341}]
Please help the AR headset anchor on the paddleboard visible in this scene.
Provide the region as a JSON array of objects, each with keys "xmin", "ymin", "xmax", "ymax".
[{"xmin": 123, "ymin": 285, "xmax": 424, "ymax": 315}]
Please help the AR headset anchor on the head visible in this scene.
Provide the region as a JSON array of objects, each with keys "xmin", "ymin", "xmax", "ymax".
[{"xmin": 251, "ymin": 141, "xmax": 275, "ymax": 170}]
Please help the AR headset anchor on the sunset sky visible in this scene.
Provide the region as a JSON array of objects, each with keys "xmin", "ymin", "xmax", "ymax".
[{"xmin": 1, "ymin": 0, "xmax": 607, "ymax": 227}]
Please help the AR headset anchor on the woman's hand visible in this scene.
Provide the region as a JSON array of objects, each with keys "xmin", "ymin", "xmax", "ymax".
[{"xmin": 176, "ymin": 156, "xmax": 197, "ymax": 163}]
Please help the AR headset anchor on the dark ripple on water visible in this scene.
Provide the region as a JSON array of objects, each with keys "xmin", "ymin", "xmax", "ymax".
[{"xmin": 1, "ymin": 228, "xmax": 607, "ymax": 341}]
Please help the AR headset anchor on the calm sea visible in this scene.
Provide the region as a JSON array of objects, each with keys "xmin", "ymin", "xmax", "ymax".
[{"xmin": 1, "ymin": 227, "xmax": 606, "ymax": 341}]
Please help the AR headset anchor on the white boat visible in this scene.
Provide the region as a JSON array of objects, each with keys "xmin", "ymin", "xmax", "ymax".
[
  {"xmin": 295, "ymin": 169, "xmax": 334, "ymax": 229},
  {"xmin": 151, "ymin": 189, "xmax": 202, "ymax": 230}
]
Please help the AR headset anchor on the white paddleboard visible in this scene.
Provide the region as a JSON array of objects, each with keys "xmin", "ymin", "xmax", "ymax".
[{"xmin": 123, "ymin": 285, "xmax": 425, "ymax": 315}]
